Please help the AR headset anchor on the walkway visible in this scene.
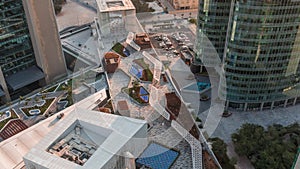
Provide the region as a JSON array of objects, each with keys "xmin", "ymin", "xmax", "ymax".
[{"xmin": 172, "ymin": 121, "xmax": 203, "ymax": 169}]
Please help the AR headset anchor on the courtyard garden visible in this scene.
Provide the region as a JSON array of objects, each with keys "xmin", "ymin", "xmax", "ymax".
[
  {"xmin": 0, "ymin": 110, "xmax": 19, "ymax": 129},
  {"xmin": 112, "ymin": 42, "xmax": 130, "ymax": 57},
  {"xmin": 123, "ymin": 81, "xmax": 149, "ymax": 104},
  {"xmin": 130, "ymin": 58, "xmax": 153, "ymax": 82},
  {"xmin": 21, "ymin": 98, "xmax": 56, "ymax": 117}
]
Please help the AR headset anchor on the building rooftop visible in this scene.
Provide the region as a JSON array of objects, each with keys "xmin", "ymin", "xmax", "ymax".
[
  {"xmin": 60, "ymin": 24, "xmax": 100, "ymax": 68},
  {"xmin": 96, "ymin": 0, "xmax": 135, "ymax": 13},
  {"xmin": 24, "ymin": 107, "xmax": 146, "ymax": 169},
  {"xmin": 0, "ymin": 90, "xmax": 107, "ymax": 169}
]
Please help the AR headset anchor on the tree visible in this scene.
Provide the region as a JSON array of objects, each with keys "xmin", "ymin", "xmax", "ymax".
[
  {"xmin": 52, "ymin": 0, "xmax": 65, "ymax": 15},
  {"xmin": 189, "ymin": 18, "xmax": 197, "ymax": 25},
  {"xmin": 210, "ymin": 137, "xmax": 235, "ymax": 169},
  {"xmin": 232, "ymin": 123, "xmax": 266, "ymax": 157},
  {"xmin": 232, "ymin": 123, "xmax": 300, "ymax": 169}
]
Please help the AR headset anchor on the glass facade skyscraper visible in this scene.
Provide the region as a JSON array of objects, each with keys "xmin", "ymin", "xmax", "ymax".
[
  {"xmin": 0, "ymin": 0, "xmax": 36, "ymax": 77},
  {"xmin": 0, "ymin": 0, "xmax": 67, "ymax": 103},
  {"xmin": 196, "ymin": 0, "xmax": 300, "ymax": 110}
]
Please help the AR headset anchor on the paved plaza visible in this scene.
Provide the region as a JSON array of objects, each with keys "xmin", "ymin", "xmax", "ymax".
[
  {"xmin": 169, "ymin": 58, "xmax": 300, "ymax": 169},
  {"xmin": 202, "ymin": 104, "xmax": 300, "ymax": 143},
  {"xmin": 55, "ymin": 0, "xmax": 96, "ymax": 31}
]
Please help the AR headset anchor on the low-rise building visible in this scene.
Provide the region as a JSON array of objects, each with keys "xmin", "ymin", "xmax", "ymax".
[{"xmin": 96, "ymin": 0, "xmax": 136, "ymax": 36}]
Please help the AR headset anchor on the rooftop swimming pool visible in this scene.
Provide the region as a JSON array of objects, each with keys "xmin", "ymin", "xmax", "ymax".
[
  {"xmin": 130, "ymin": 65, "xmax": 143, "ymax": 79},
  {"xmin": 136, "ymin": 143, "xmax": 179, "ymax": 169},
  {"xmin": 197, "ymin": 82, "xmax": 211, "ymax": 91},
  {"xmin": 183, "ymin": 82, "xmax": 211, "ymax": 92},
  {"xmin": 139, "ymin": 86, "xmax": 149, "ymax": 103},
  {"xmin": 123, "ymin": 48, "xmax": 130, "ymax": 57}
]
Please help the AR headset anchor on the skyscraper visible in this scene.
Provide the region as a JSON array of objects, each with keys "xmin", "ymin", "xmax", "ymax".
[
  {"xmin": 0, "ymin": 0, "xmax": 67, "ymax": 102},
  {"xmin": 195, "ymin": 0, "xmax": 300, "ymax": 110}
]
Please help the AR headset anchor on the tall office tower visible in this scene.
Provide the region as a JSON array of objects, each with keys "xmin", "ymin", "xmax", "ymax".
[
  {"xmin": 0, "ymin": 0, "xmax": 67, "ymax": 102},
  {"xmin": 195, "ymin": 0, "xmax": 300, "ymax": 110}
]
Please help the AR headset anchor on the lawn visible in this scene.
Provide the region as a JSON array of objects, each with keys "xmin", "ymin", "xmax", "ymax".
[
  {"xmin": 21, "ymin": 98, "xmax": 55, "ymax": 117},
  {"xmin": 112, "ymin": 43, "xmax": 127, "ymax": 57},
  {"xmin": 0, "ymin": 110, "xmax": 19, "ymax": 130}
]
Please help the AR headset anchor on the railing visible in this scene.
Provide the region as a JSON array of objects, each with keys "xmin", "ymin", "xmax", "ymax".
[
  {"xmin": 171, "ymin": 121, "xmax": 203, "ymax": 169},
  {"xmin": 149, "ymin": 85, "xmax": 170, "ymax": 120}
]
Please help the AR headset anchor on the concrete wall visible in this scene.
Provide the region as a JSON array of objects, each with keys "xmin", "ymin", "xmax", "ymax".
[
  {"xmin": 102, "ymin": 123, "xmax": 148, "ymax": 169},
  {"xmin": 22, "ymin": 0, "xmax": 67, "ymax": 84}
]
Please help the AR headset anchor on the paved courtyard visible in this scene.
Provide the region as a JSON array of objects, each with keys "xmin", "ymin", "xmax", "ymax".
[
  {"xmin": 55, "ymin": 0, "xmax": 96, "ymax": 31},
  {"xmin": 202, "ymin": 104, "xmax": 300, "ymax": 143}
]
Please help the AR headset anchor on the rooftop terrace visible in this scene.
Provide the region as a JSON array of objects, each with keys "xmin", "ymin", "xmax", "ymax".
[{"xmin": 96, "ymin": 0, "xmax": 135, "ymax": 12}]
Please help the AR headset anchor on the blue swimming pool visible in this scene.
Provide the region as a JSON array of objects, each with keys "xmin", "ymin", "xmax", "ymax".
[
  {"xmin": 140, "ymin": 87, "xmax": 149, "ymax": 95},
  {"xmin": 140, "ymin": 95, "xmax": 149, "ymax": 102},
  {"xmin": 197, "ymin": 82, "xmax": 211, "ymax": 91},
  {"xmin": 136, "ymin": 143, "xmax": 179, "ymax": 169},
  {"xmin": 123, "ymin": 48, "xmax": 130, "ymax": 57},
  {"xmin": 130, "ymin": 65, "xmax": 143, "ymax": 78},
  {"xmin": 182, "ymin": 82, "xmax": 211, "ymax": 92}
]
